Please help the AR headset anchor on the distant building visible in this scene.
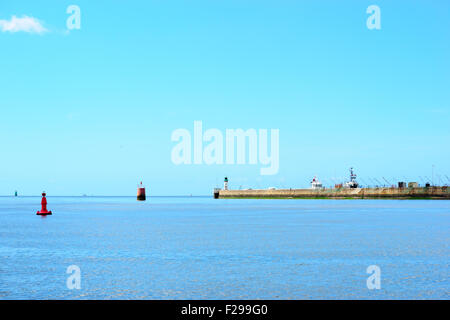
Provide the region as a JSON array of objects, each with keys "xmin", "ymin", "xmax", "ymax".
[{"xmin": 398, "ymin": 182, "xmax": 406, "ymax": 188}]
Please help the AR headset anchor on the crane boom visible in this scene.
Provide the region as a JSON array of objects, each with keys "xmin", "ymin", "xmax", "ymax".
[
  {"xmin": 369, "ymin": 178, "xmax": 378, "ymax": 187},
  {"xmin": 359, "ymin": 178, "xmax": 368, "ymax": 187},
  {"xmin": 382, "ymin": 177, "xmax": 391, "ymax": 186}
]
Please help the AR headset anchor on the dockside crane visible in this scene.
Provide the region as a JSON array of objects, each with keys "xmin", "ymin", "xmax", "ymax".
[
  {"xmin": 418, "ymin": 176, "xmax": 426, "ymax": 185},
  {"xmin": 435, "ymin": 175, "xmax": 441, "ymax": 186},
  {"xmin": 329, "ymin": 177, "xmax": 337, "ymax": 188},
  {"xmin": 373, "ymin": 178, "xmax": 384, "ymax": 187},
  {"xmin": 322, "ymin": 179, "xmax": 331, "ymax": 189},
  {"xmin": 370, "ymin": 178, "xmax": 381, "ymax": 188},
  {"xmin": 382, "ymin": 177, "xmax": 392, "ymax": 187},
  {"xmin": 359, "ymin": 178, "xmax": 369, "ymax": 188}
]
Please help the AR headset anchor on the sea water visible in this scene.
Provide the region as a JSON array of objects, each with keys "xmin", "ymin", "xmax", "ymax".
[{"xmin": 0, "ymin": 196, "xmax": 448, "ymax": 299}]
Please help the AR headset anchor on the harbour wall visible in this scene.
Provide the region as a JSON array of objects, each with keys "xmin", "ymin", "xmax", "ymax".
[{"xmin": 217, "ymin": 187, "xmax": 450, "ymax": 199}]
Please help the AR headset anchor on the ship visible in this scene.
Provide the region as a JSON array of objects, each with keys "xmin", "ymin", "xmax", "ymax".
[{"xmin": 343, "ymin": 167, "xmax": 358, "ymax": 189}]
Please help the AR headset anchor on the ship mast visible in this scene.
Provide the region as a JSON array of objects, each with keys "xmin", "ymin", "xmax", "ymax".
[{"xmin": 350, "ymin": 167, "xmax": 356, "ymax": 183}]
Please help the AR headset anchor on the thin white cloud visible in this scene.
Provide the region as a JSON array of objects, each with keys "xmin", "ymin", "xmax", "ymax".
[{"xmin": 0, "ymin": 15, "xmax": 47, "ymax": 34}]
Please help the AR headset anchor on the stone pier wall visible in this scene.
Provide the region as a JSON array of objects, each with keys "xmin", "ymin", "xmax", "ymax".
[{"xmin": 217, "ymin": 187, "xmax": 450, "ymax": 199}]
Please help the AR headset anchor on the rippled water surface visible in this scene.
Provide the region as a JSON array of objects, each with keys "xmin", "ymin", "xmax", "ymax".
[{"xmin": 0, "ymin": 196, "xmax": 448, "ymax": 299}]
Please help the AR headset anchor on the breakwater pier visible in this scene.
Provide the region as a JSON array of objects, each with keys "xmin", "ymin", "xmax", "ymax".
[{"xmin": 215, "ymin": 187, "xmax": 450, "ymax": 199}]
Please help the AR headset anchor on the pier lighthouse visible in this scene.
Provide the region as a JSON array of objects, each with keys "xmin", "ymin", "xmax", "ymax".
[
  {"xmin": 224, "ymin": 177, "xmax": 229, "ymax": 190},
  {"xmin": 137, "ymin": 181, "xmax": 146, "ymax": 201}
]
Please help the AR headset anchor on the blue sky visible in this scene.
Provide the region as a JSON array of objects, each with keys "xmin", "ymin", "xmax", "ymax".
[{"xmin": 0, "ymin": 0, "xmax": 449, "ymax": 195}]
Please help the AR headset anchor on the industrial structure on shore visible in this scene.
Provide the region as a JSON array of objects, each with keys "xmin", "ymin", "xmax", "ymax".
[{"xmin": 214, "ymin": 168, "xmax": 450, "ymax": 200}]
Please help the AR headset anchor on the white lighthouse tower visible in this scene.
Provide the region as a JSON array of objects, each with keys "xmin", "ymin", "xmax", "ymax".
[{"xmin": 224, "ymin": 177, "xmax": 229, "ymax": 190}]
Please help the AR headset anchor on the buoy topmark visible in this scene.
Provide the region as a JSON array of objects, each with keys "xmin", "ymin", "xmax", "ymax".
[{"xmin": 37, "ymin": 192, "xmax": 52, "ymax": 215}]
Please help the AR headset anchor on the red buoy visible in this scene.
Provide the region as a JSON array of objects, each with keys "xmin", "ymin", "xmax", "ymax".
[{"xmin": 37, "ymin": 192, "xmax": 52, "ymax": 215}]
